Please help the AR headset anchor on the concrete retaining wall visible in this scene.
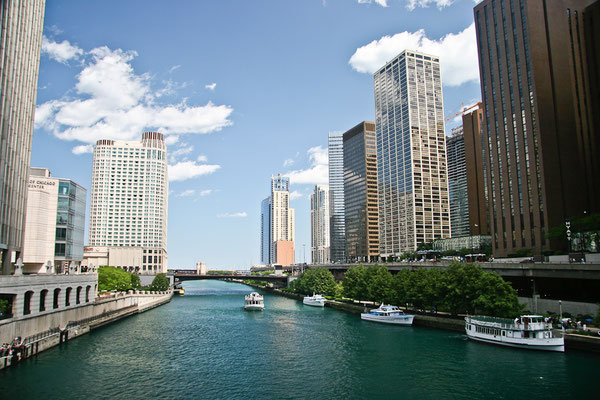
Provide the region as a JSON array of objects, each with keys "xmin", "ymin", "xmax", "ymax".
[{"xmin": 519, "ymin": 297, "xmax": 598, "ymax": 316}]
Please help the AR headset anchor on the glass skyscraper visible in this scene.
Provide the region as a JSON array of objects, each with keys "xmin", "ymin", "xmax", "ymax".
[
  {"xmin": 328, "ymin": 131, "xmax": 345, "ymax": 262},
  {"xmin": 374, "ymin": 50, "xmax": 450, "ymax": 256},
  {"xmin": 446, "ymin": 126, "xmax": 470, "ymax": 238}
]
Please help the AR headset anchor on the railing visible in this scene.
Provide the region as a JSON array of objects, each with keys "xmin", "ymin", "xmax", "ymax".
[{"xmin": 466, "ymin": 316, "xmax": 552, "ymax": 331}]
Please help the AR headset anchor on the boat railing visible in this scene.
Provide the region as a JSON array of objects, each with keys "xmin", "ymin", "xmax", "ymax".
[{"xmin": 466, "ymin": 317, "xmax": 551, "ymax": 331}]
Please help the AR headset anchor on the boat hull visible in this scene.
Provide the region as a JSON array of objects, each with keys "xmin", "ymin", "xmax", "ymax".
[
  {"xmin": 466, "ymin": 332, "xmax": 564, "ymax": 352},
  {"xmin": 361, "ymin": 314, "xmax": 414, "ymax": 325},
  {"xmin": 303, "ymin": 298, "xmax": 325, "ymax": 307},
  {"xmin": 244, "ymin": 304, "xmax": 264, "ymax": 311}
]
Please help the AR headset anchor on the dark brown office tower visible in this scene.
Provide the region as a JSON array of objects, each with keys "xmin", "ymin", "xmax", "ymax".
[
  {"xmin": 474, "ymin": 0, "xmax": 600, "ymax": 257},
  {"xmin": 462, "ymin": 103, "xmax": 489, "ymax": 237},
  {"xmin": 343, "ymin": 121, "xmax": 379, "ymax": 262}
]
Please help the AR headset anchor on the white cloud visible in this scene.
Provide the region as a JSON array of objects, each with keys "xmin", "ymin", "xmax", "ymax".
[
  {"xmin": 177, "ymin": 189, "xmax": 195, "ymax": 198},
  {"xmin": 405, "ymin": 0, "xmax": 453, "ymax": 10},
  {"xmin": 283, "ymin": 158, "xmax": 295, "ymax": 167},
  {"xmin": 357, "ymin": 0, "xmax": 388, "ymax": 6},
  {"xmin": 199, "ymin": 189, "xmax": 213, "ymax": 196},
  {"xmin": 290, "ymin": 190, "xmax": 304, "ymax": 200},
  {"xmin": 169, "ymin": 65, "xmax": 181, "ymax": 73},
  {"xmin": 197, "ymin": 154, "xmax": 208, "ymax": 162},
  {"xmin": 286, "ymin": 146, "xmax": 329, "ymax": 185},
  {"xmin": 205, "ymin": 83, "xmax": 217, "ymax": 91},
  {"xmin": 169, "ymin": 144, "xmax": 194, "ymax": 163},
  {"xmin": 164, "ymin": 135, "xmax": 180, "ymax": 145},
  {"xmin": 71, "ymin": 144, "xmax": 93, "ymax": 155},
  {"xmin": 35, "ymin": 46, "xmax": 234, "ymax": 145},
  {"xmin": 349, "ymin": 23, "xmax": 478, "ymax": 87},
  {"xmin": 169, "ymin": 161, "xmax": 220, "ymax": 182},
  {"xmin": 217, "ymin": 212, "xmax": 247, "ymax": 218},
  {"xmin": 42, "ymin": 36, "xmax": 83, "ymax": 63}
]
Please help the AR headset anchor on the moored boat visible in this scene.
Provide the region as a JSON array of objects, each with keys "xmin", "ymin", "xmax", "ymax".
[
  {"xmin": 465, "ymin": 315, "xmax": 564, "ymax": 352},
  {"xmin": 303, "ymin": 294, "xmax": 326, "ymax": 307},
  {"xmin": 360, "ymin": 304, "xmax": 414, "ymax": 325},
  {"xmin": 244, "ymin": 292, "xmax": 264, "ymax": 311}
]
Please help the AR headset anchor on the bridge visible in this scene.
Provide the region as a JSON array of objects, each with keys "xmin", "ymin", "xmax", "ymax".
[{"xmin": 171, "ymin": 271, "xmax": 289, "ymax": 286}]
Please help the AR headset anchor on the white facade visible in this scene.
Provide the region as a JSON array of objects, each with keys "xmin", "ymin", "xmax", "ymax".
[
  {"xmin": 374, "ymin": 50, "xmax": 450, "ymax": 255},
  {"xmin": 89, "ymin": 132, "xmax": 168, "ymax": 274},
  {"xmin": 196, "ymin": 262, "xmax": 207, "ymax": 275},
  {"xmin": 268, "ymin": 174, "xmax": 295, "ymax": 264},
  {"xmin": 310, "ymin": 184, "xmax": 330, "ymax": 264}
]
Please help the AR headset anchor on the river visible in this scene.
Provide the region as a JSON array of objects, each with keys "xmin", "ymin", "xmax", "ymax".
[{"xmin": 1, "ymin": 280, "xmax": 598, "ymax": 399}]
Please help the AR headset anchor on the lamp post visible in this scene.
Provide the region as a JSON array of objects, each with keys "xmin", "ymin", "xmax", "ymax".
[
  {"xmin": 559, "ymin": 300, "xmax": 562, "ymax": 321},
  {"xmin": 565, "ymin": 219, "xmax": 571, "ymax": 258}
]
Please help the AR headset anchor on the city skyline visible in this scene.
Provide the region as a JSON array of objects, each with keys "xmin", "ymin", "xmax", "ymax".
[{"xmin": 32, "ymin": 1, "xmax": 483, "ymax": 268}]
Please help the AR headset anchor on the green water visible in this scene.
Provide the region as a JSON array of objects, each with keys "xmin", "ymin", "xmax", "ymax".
[{"xmin": 1, "ymin": 280, "xmax": 598, "ymax": 399}]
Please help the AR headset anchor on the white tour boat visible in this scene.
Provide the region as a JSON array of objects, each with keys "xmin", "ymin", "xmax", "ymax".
[
  {"xmin": 360, "ymin": 304, "xmax": 415, "ymax": 325},
  {"xmin": 244, "ymin": 292, "xmax": 264, "ymax": 311},
  {"xmin": 303, "ymin": 294, "xmax": 326, "ymax": 307},
  {"xmin": 465, "ymin": 315, "xmax": 564, "ymax": 352}
]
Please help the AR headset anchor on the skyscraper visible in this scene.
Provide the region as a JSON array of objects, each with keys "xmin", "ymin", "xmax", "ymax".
[
  {"xmin": 374, "ymin": 50, "xmax": 450, "ymax": 256},
  {"xmin": 0, "ymin": 0, "xmax": 46, "ymax": 274},
  {"xmin": 447, "ymin": 126, "xmax": 470, "ymax": 238},
  {"xmin": 310, "ymin": 184, "xmax": 330, "ymax": 264},
  {"xmin": 261, "ymin": 174, "xmax": 295, "ymax": 266},
  {"xmin": 343, "ymin": 121, "xmax": 379, "ymax": 262},
  {"xmin": 474, "ymin": 0, "xmax": 600, "ymax": 256},
  {"xmin": 328, "ymin": 131, "xmax": 345, "ymax": 262},
  {"xmin": 88, "ymin": 132, "xmax": 168, "ymax": 273}
]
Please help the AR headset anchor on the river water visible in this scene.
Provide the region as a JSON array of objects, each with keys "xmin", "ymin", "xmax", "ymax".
[{"xmin": 1, "ymin": 280, "xmax": 598, "ymax": 399}]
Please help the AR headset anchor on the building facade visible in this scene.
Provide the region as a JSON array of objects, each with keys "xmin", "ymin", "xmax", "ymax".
[
  {"xmin": 374, "ymin": 50, "xmax": 451, "ymax": 256},
  {"xmin": 261, "ymin": 174, "xmax": 295, "ymax": 265},
  {"xmin": 310, "ymin": 184, "xmax": 330, "ymax": 264},
  {"xmin": 22, "ymin": 168, "xmax": 86, "ymax": 274},
  {"xmin": 328, "ymin": 131, "xmax": 346, "ymax": 262},
  {"xmin": 447, "ymin": 127, "xmax": 470, "ymax": 238},
  {"xmin": 260, "ymin": 197, "xmax": 271, "ymax": 264},
  {"xmin": 474, "ymin": 0, "xmax": 600, "ymax": 256},
  {"xmin": 88, "ymin": 132, "xmax": 168, "ymax": 273},
  {"xmin": 343, "ymin": 121, "xmax": 379, "ymax": 262},
  {"xmin": 0, "ymin": 0, "xmax": 46, "ymax": 274}
]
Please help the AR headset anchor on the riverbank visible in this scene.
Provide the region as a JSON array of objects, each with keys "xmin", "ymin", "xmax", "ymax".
[
  {"xmin": 0, "ymin": 291, "xmax": 172, "ymax": 370},
  {"xmin": 243, "ymin": 283, "xmax": 600, "ymax": 353}
]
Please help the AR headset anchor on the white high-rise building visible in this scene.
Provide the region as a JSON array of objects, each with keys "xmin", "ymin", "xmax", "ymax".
[
  {"xmin": 88, "ymin": 132, "xmax": 168, "ymax": 274},
  {"xmin": 260, "ymin": 174, "xmax": 295, "ymax": 265},
  {"xmin": 310, "ymin": 184, "xmax": 330, "ymax": 264},
  {"xmin": 374, "ymin": 50, "xmax": 450, "ymax": 256}
]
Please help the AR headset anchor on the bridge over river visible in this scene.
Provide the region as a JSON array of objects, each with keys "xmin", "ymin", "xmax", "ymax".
[{"xmin": 171, "ymin": 271, "xmax": 289, "ymax": 286}]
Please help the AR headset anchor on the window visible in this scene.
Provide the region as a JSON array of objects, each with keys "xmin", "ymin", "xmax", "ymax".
[
  {"xmin": 76, "ymin": 287, "xmax": 82, "ymax": 305},
  {"xmin": 65, "ymin": 287, "xmax": 72, "ymax": 306},
  {"xmin": 39, "ymin": 289, "xmax": 48, "ymax": 312},
  {"xmin": 23, "ymin": 291, "xmax": 33, "ymax": 315},
  {"xmin": 53, "ymin": 288, "xmax": 61, "ymax": 309}
]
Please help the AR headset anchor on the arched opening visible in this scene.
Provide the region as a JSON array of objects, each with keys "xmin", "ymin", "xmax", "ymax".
[
  {"xmin": 65, "ymin": 287, "xmax": 72, "ymax": 306},
  {"xmin": 39, "ymin": 289, "xmax": 48, "ymax": 312},
  {"xmin": 86, "ymin": 285, "xmax": 91, "ymax": 302},
  {"xmin": 76, "ymin": 286, "xmax": 82, "ymax": 304},
  {"xmin": 23, "ymin": 291, "xmax": 33, "ymax": 315},
  {"xmin": 53, "ymin": 288, "xmax": 61, "ymax": 309}
]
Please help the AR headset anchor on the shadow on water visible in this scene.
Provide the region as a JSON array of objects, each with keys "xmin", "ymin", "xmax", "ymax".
[{"xmin": 1, "ymin": 280, "xmax": 599, "ymax": 400}]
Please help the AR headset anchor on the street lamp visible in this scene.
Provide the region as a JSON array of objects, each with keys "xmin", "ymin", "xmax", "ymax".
[{"xmin": 559, "ymin": 300, "xmax": 562, "ymax": 321}]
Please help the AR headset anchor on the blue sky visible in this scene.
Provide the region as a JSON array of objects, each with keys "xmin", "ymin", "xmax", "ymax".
[{"xmin": 34, "ymin": 0, "xmax": 482, "ymax": 269}]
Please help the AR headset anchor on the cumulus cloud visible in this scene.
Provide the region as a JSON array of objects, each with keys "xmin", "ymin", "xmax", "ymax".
[
  {"xmin": 35, "ymin": 45, "xmax": 234, "ymax": 145},
  {"xmin": 169, "ymin": 144, "xmax": 194, "ymax": 164},
  {"xmin": 349, "ymin": 23, "xmax": 478, "ymax": 87},
  {"xmin": 283, "ymin": 158, "xmax": 295, "ymax": 167},
  {"xmin": 42, "ymin": 36, "xmax": 83, "ymax": 63},
  {"xmin": 169, "ymin": 161, "xmax": 220, "ymax": 182},
  {"xmin": 169, "ymin": 65, "xmax": 181, "ymax": 73},
  {"xmin": 357, "ymin": 0, "xmax": 388, "ymax": 6},
  {"xmin": 71, "ymin": 144, "xmax": 93, "ymax": 154},
  {"xmin": 199, "ymin": 189, "xmax": 213, "ymax": 196},
  {"xmin": 197, "ymin": 154, "xmax": 208, "ymax": 162},
  {"xmin": 177, "ymin": 189, "xmax": 195, "ymax": 198},
  {"xmin": 205, "ymin": 83, "xmax": 217, "ymax": 91},
  {"xmin": 405, "ymin": 0, "xmax": 453, "ymax": 10},
  {"xmin": 164, "ymin": 135, "xmax": 180, "ymax": 145},
  {"xmin": 290, "ymin": 190, "xmax": 304, "ymax": 200},
  {"xmin": 217, "ymin": 212, "xmax": 247, "ymax": 218},
  {"xmin": 286, "ymin": 146, "xmax": 328, "ymax": 185}
]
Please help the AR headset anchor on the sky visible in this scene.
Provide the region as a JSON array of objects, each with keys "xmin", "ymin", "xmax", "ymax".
[{"xmin": 34, "ymin": 0, "xmax": 483, "ymax": 270}]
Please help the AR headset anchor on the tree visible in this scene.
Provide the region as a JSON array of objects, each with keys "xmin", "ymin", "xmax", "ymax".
[
  {"xmin": 391, "ymin": 269, "xmax": 411, "ymax": 305},
  {"xmin": 442, "ymin": 263, "xmax": 485, "ymax": 315},
  {"xmin": 98, "ymin": 266, "xmax": 135, "ymax": 291},
  {"xmin": 342, "ymin": 265, "xmax": 368, "ymax": 300},
  {"xmin": 130, "ymin": 274, "xmax": 141, "ymax": 289},
  {"xmin": 149, "ymin": 273, "xmax": 170, "ymax": 291},
  {"xmin": 365, "ymin": 265, "xmax": 392, "ymax": 303},
  {"xmin": 472, "ymin": 272, "xmax": 522, "ymax": 317},
  {"xmin": 290, "ymin": 268, "xmax": 337, "ymax": 296}
]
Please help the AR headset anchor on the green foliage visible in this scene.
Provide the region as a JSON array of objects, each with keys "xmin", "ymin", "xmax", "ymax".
[
  {"xmin": 342, "ymin": 265, "xmax": 368, "ymax": 300},
  {"xmin": 507, "ymin": 248, "xmax": 532, "ymax": 257},
  {"xmin": 417, "ymin": 241, "xmax": 434, "ymax": 251},
  {"xmin": 0, "ymin": 298, "xmax": 11, "ymax": 317},
  {"xmin": 130, "ymin": 274, "xmax": 141, "ymax": 289},
  {"xmin": 98, "ymin": 266, "xmax": 137, "ymax": 291},
  {"xmin": 442, "ymin": 250, "xmax": 458, "ymax": 257},
  {"xmin": 149, "ymin": 273, "xmax": 170, "ymax": 291},
  {"xmin": 366, "ymin": 265, "xmax": 393, "ymax": 303},
  {"xmin": 290, "ymin": 268, "xmax": 337, "ymax": 296}
]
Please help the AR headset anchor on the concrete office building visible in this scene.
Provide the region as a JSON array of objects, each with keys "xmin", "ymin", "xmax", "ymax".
[
  {"xmin": 343, "ymin": 122, "xmax": 379, "ymax": 262},
  {"xmin": 310, "ymin": 184, "xmax": 330, "ymax": 264},
  {"xmin": 22, "ymin": 168, "xmax": 86, "ymax": 274},
  {"xmin": 328, "ymin": 131, "xmax": 345, "ymax": 262},
  {"xmin": 0, "ymin": 0, "xmax": 45, "ymax": 274},
  {"xmin": 447, "ymin": 126, "xmax": 470, "ymax": 238},
  {"xmin": 374, "ymin": 50, "xmax": 451, "ymax": 256},
  {"xmin": 474, "ymin": 0, "xmax": 600, "ymax": 256},
  {"xmin": 88, "ymin": 132, "xmax": 168, "ymax": 273},
  {"xmin": 261, "ymin": 174, "xmax": 295, "ymax": 265}
]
